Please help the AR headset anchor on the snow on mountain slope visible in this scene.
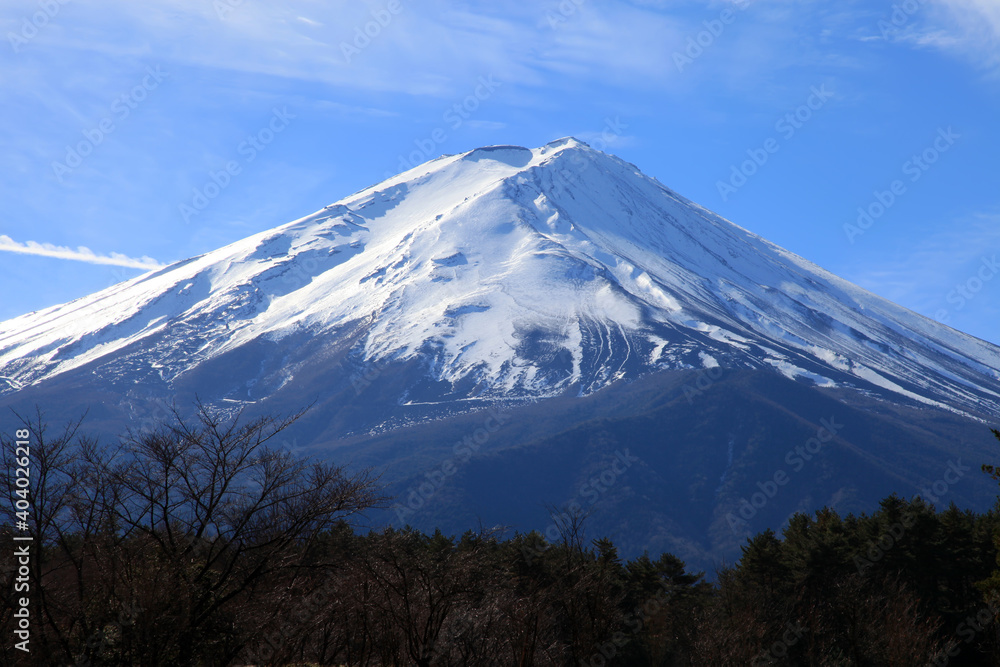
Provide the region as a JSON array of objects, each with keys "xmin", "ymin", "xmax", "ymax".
[{"xmin": 1, "ymin": 138, "xmax": 999, "ymax": 418}]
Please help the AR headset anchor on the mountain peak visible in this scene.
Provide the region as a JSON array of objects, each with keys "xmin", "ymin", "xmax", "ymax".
[
  {"xmin": 543, "ymin": 136, "xmax": 590, "ymax": 150},
  {"xmin": 460, "ymin": 144, "xmax": 534, "ymax": 166},
  {"xmin": 2, "ymin": 141, "xmax": 999, "ymax": 420},
  {"xmin": 436, "ymin": 137, "xmax": 600, "ymax": 178}
]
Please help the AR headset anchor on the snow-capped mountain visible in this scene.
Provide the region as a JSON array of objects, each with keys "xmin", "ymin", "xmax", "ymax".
[
  {"xmin": 4, "ymin": 138, "xmax": 1000, "ymax": 568},
  {"xmin": 2, "ymin": 138, "xmax": 998, "ymax": 421}
]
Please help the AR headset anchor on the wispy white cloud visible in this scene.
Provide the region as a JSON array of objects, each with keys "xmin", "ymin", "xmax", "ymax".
[
  {"xmin": 847, "ymin": 212, "xmax": 1000, "ymax": 312},
  {"xmin": 932, "ymin": 0, "xmax": 1000, "ymax": 70},
  {"xmin": 0, "ymin": 235, "xmax": 165, "ymax": 270},
  {"xmin": 871, "ymin": 0, "xmax": 1000, "ymax": 73},
  {"xmin": 3, "ymin": 0, "xmax": 693, "ymax": 100}
]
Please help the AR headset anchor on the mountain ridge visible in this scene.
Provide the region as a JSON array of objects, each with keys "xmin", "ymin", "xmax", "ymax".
[
  {"xmin": 2, "ymin": 137, "xmax": 999, "ymax": 425},
  {"xmin": 4, "ymin": 138, "xmax": 1000, "ymax": 569}
]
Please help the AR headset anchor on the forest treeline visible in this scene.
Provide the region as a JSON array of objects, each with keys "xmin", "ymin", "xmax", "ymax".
[{"xmin": 1, "ymin": 407, "xmax": 1000, "ymax": 666}]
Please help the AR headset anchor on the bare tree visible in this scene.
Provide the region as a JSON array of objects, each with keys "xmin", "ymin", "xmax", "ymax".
[
  {"xmin": 0, "ymin": 409, "xmax": 106, "ymax": 663},
  {"xmin": 1, "ymin": 403, "xmax": 385, "ymax": 666}
]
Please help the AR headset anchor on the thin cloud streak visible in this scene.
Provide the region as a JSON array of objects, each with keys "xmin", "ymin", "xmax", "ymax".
[
  {"xmin": 882, "ymin": 0, "xmax": 1000, "ymax": 72},
  {"xmin": 843, "ymin": 212, "xmax": 1000, "ymax": 314},
  {"xmin": 0, "ymin": 235, "xmax": 165, "ymax": 270}
]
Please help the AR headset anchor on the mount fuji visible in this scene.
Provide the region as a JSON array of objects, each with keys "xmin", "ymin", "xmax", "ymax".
[{"xmin": 2, "ymin": 138, "xmax": 999, "ymax": 567}]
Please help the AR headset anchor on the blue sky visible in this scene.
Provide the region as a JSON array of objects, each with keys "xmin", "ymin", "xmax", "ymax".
[{"xmin": 1, "ymin": 0, "xmax": 998, "ymax": 344}]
